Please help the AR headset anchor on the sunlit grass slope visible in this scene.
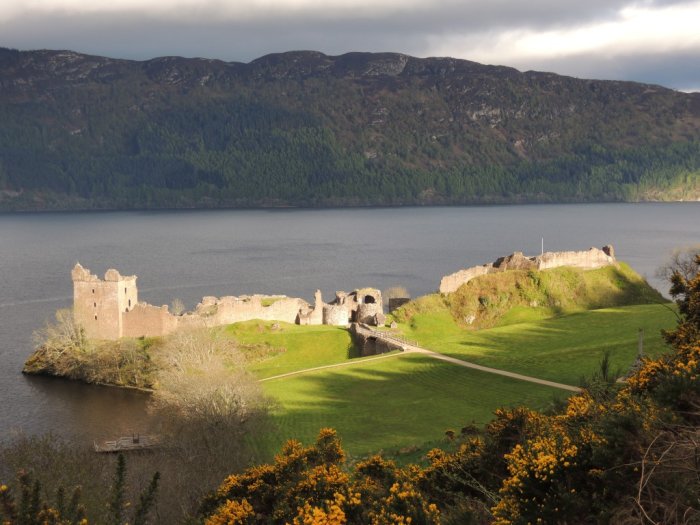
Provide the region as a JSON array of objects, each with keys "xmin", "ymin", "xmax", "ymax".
[
  {"xmin": 252, "ymin": 352, "xmax": 562, "ymax": 459},
  {"xmin": 388, "ymin": 263, "xmax": 676, "ymax": 384},
  {"xmin": 396, "ymin": 304, "xmax": 677, "ymax": 386},
  {"xmin": 397, "ymin": 263, "xmax": 664, "ymax": 330},
  {"xmin": 225, "ymin": 321, "xmax": 357, "ymax": 379},
  {"xmin": 226, "ymin": 264, "xmax": 677, "ymax": 459}
]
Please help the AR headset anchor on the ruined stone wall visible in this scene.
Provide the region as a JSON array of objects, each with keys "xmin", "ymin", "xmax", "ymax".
[
  {"xmin": 323, "ymin": 305, "xmax": 350, "ymax": 326},
  {"xmin": 298, "ymin": 290, "xmax": 325, "ymax": 326},
  {"xmin": 357, "ymin": 303, "xmax": 383, "ymax": 324},
  {"xmin": 439, "ymin": 245, "xmax": 616, "ymax": 294},
  {"xmin": 195, "ymin": 295, "xmax": 308, "ymax": 326},
  {"xmin": 71, "ymin": 264, "xmax": 386, "ymax": 340},
  {"xmin": 439, "ymin": 265, "xmax": 491, "ymax": 294},
  {"xmin": 536, "ymin": 247, "xmax": 614, "ymax": 270},
  {"xmin": 341, "ymin": 288, "xmax": 383, "ymax": 324},
  {"xmin": 123, "ymin": 304, "xmax": 178, "ymax": 338}
]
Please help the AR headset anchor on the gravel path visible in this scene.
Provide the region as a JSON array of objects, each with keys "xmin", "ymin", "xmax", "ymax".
[
  {"xmin": 259, "ymin": 331, "xmax": 581, "ymax": 393},
  {"xmin": 405, "ymin": 345, "xmax": 581, "ymax": 392},
  {"xmin": 258, "ymin": 351, "xmax": 404, "ymax": 382}
]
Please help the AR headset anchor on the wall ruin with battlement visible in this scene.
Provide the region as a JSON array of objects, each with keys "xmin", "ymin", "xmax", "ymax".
[
  {"xmin": 71, "ymin": 263, "xmax": 384, "ymax": 340},
  {"xmin": 439, "ymin": 245, "xmax": 616, "ymax": 294}
]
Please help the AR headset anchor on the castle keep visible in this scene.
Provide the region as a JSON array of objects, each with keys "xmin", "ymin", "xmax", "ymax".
[
  {"xmin": 71, "ymin": 263, "xmax": 384, "ymax": 340},
  {"xmin": 72, "ymin": 264, "xmax": 138, "ymax": 340}
]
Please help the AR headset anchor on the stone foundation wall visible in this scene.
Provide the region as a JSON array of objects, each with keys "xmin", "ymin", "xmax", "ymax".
[{"xmin": 298, "ymin": 306, "xmax": 324, "ymax": 325}]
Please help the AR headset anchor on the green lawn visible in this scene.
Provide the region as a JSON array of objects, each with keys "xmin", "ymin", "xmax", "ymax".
[
  {"xmin": 225, "ymin": 321, "xmax": 357, "ymax": 379},
  {"xmin": 226, "ymin": 302, "xmax": 678, "ymax": 460},
  {"xmin": 251, "ymin": 352, "xmax": 563, "ymax": 459},
  {"xmin": 397, "ymin": 304, "xmax": 678, "ymax": 386}
]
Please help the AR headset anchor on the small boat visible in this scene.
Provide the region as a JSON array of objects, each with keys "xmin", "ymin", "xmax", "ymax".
[{"xmin": 94, "ymin": 434, "xmax": 158, "ymax": 453}]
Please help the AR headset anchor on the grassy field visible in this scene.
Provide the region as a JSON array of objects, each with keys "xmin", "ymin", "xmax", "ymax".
[
  {"xmin": 220, "ymin": 268, "xmax": 678, "ymax": 460},
  {"xmin": 395, "ymin": 304, "xmax": 677, "ymax": 386},
  {"xmin": 225, "ymin": 321, "xmax": 357, "ymax": 379},
  {"xmin": 251, "ymin": 352, "xmax": 563, "ymax": 459}
]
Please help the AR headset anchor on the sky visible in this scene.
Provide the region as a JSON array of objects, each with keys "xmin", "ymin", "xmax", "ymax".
[{"xmin": 1, "ymin": 0, "xmax": 699, "ymax": 91}]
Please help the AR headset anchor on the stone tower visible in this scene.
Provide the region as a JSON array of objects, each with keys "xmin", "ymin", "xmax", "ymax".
[{"xmin": 72, "ymin": 263, "xmax": 138, "ymax": 340}]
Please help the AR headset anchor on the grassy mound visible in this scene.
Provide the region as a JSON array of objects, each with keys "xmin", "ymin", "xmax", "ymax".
[{"xmin": 395, "ymin": 262, "xmax": 664, "ymax": 329}]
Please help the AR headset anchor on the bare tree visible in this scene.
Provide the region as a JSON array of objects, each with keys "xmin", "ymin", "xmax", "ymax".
[
  {"xmin": 32, "ymin": 308, "xmax": 88, "ymax": 355},
  {"xmin": 656, "ymin": 244, "xmax": 700, "ymax": 283},
  {"xmin": 151, "ymin": 328, "xmax": 263, "ymax": 422},
  {"xmin": 170, "ymin": 298, "xmax": 186, "ymax": 316},
  {"xmin": 631, "ymin": 421, "xmax": 700, "ymax": 524},
  {"xmin": 146, "ymin": 328, "xmax": 272, "ymax": 520}
]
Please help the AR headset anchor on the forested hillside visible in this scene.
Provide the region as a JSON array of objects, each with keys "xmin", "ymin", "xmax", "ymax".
[{"xmin": 1, "ymin": 48, "xmax": 700, "ymax": 210}]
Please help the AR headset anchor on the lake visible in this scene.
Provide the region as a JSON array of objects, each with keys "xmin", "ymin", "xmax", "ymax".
[{"xmin": 0, "ymin": 203, "xmax": 698, "ymax": 443}]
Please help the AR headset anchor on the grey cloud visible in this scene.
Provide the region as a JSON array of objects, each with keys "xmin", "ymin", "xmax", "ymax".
[
  {"xmin": 0, "ymin": 0, "xmax": 643, "ymax": 60},
  {"xmin": 0, "ymin": 1, "xmax": 698, "ymax": 90},
  {"xmin": 511, "ymin": 50, "xmax": 700, "ymax": 91}
]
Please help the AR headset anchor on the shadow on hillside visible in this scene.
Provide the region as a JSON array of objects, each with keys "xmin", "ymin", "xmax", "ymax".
[
  {"xmin": 346, "ymin": 338, "xmax": 361, "ymax": 359},
  {"xmin": 259, "ymin": 353, "xmax": 561, "ymax": 459},
  {"xmin": 452, "ymin": 304, "xmax": 677, "ymax": 384}
]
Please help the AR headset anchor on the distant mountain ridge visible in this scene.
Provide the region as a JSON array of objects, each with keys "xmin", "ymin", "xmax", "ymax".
[{"xmin": 1, "ymin": 47, "xmax": 699, "ymax": 210}]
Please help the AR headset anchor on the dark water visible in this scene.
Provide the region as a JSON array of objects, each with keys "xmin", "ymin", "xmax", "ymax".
[{"xmin": 1, "ymin": 203, "xmax": 698, "ymax": 442}]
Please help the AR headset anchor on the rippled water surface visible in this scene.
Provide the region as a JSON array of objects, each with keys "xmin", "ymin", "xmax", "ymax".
[{"xmin": 0, "ymin": 203, "xmax": 698, "ymax": 442}]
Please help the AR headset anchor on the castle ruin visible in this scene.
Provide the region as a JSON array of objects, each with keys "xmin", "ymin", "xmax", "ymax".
[
  {"xmin": 439, "ymin": 245, "xmax": 617, "ymax": 294},
  {"xmin": 71, "ymin": 263, "xmax": 384, "ymax": 340}
]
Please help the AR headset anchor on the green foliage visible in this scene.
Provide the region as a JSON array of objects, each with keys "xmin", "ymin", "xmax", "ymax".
[
  {"xmin": 108, "ymin": 454, "xmax": 126, "ymax": 525},
  {"xmin": 489, "ymin": 263, "xmax": 700, "ymax": 524},
  {"xmin": 0, "ymin": 453, "xmax": 159, "ymax": 525},
  {"xmin": 1, "ymin": 50, "xmax": 700, "ymax": 210},
  {"xmin": 665, "ymin": 253, "xmax": 700, "ymax": 347},
  {"xmin": 133, "ymin": 472, "xmax": 160, "ymax": 525}
]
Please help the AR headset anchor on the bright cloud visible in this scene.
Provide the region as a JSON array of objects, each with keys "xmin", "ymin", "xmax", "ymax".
[{"xmin": 429, "ymin": 1, "xmax": 700, "ymax": 63}]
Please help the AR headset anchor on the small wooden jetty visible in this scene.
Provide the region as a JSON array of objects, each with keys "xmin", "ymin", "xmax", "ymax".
[{"xmin": 94, "ymin": 434, "xmax": 158, "ymax": 453}]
